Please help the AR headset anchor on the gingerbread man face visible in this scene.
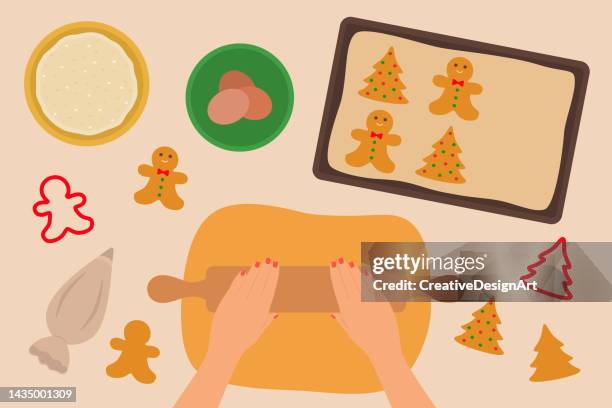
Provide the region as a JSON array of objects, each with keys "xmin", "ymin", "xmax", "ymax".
[
  {"xmin": 366, "ymin": 110, "xmax": 394, "ymax": 133},
  {"xmin": 124, "ymin": 320, "xmax": 150, "ymax": 344},
  {"xmin": 446, "ymin": 57, "xmax": 474, "ymax": 81},
  {"xmin": 152, "ymin": 146, "xmax": 178, "ymax": 171}
]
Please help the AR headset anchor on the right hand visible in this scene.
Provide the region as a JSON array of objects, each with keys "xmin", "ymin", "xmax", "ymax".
[{"xmin": 329, "ymin": 258, "xmax": 402, "ymax": 359}]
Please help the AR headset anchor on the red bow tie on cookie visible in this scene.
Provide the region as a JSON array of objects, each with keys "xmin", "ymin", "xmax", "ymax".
[
  {"xmin": 452, "ymin": 79, "xmax": 465, "ymax": 87},
  {"xmin": 157, "ymin": 169, "xmax": 170, "ymax": 176},
  {"xmin": 370, "ymin": 131, "xmax": 383, "ymax": 139}
]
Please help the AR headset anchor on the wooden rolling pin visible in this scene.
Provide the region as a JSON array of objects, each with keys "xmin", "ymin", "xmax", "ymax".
[
  {"xmin": 148, "ymin": 267, "xmax": 462, "ymax": 312},
  {"xmin": 149, "ymin": 266, "xmax": 345, "ymax": 312}
]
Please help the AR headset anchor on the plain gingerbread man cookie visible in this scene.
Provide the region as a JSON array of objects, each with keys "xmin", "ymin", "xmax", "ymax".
[
  {"xmin": 346, "ymin": 110, "xmax": 401, "ymax": 173},
  {"xmin": 134, "ymin": 146, "xmax": 188, "ymax": 210},
  {"xmin": 106, "ymin": 320, "xmax": 159, "ymax": 384},
  {"xmin": 429, "ymin": 57, "xmax": 482, "ymax": 121}
]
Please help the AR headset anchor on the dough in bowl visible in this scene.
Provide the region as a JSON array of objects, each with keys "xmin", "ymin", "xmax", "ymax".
[{"xmin": 35, "ymin": 32, "xmax": 138, "ymax": 136}]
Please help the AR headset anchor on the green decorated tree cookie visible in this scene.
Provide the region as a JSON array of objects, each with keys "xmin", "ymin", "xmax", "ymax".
[
  {"xmin": 416, "ymin": 126, "xmax": 466, "ymax": 183},
  {"xmin": 358, "ymin": 47, "xmax": 408, "ymax": 104},
  {"xmin": 455, "ymin": 299, "xmax": 503, "ymax": 355}
]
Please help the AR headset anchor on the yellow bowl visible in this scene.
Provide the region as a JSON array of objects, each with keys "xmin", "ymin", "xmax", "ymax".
[{"xmin": 25, "ymin": 21, "xmax": 149, "ymax": 146}]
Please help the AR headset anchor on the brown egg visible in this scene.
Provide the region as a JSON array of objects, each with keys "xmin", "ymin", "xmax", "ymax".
[
  {"xmin": 241, "ymin": 86, "xmax": 272, "ymax": 120},
  {"xmin": 207, "ymin": 89, "xmax": 249, "ymax": 125},
  {"xmin": 219, "ymin": 70, "xmax": 254, "ymax": 91}
]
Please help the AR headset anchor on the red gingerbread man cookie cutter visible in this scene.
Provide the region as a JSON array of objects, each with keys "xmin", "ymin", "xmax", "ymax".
[{"xmin": 33, "ymin": 175, "xmax": 94, "ymax": 243}]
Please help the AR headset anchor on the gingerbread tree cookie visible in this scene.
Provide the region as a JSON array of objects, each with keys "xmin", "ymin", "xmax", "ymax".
[
  {"xmin": 454, "ymin": 299, "xmax": 503, "ymax": 355},
  {"xmin": 358, "ymin": 47, "xmax": 408, "ymax": 104},
  {"xmin": 416, "ymin": 126, "xmax": 466, "ymax": 183},
  {"xmin": 346, "ymin": 110, "xmax": 401, "ymax": 173},
  {"xmin": 529, "ymin": 324, "xmax": 580, "ymax": 382}
]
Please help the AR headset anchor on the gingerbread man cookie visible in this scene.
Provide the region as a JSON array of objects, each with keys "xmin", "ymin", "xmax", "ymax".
[
  {"xmin": 106, "ymin": 320, "xmax": 159, "ymax": 384},
  {"xmin": 346, "ymin": 110, "xmax": 401, "ymax": 173},
  {"xmin": 429, "ymin": 57, "xmax": 482, "ymax": 121},
  {"xmin": 134, "ymin": 146, "xmax": 187, "ymax": 210}
]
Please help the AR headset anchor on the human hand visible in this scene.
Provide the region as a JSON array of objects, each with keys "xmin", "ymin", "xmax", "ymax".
[
  {"xmin": 329, "ymin": 257, "xmax": 434, "ymax": 407},
  {"xmin": 207, "ymin": 258, "xmax": 280, "ymax": 364},
  {"xmin": 329, "ymin": 257, "xmax": 402, "ymax": 360},
  {"xmin": 174, "ymin": 258, "xmax": 279, "ymax": 408}
]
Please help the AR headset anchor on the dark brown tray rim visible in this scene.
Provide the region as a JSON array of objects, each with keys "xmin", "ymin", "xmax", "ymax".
[{"xmin": 313, "ymin": 17, "xmax": 589, "ymax": 224}]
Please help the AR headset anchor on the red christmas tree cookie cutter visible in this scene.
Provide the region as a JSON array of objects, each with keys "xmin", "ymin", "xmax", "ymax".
[{"xmin": 520, "ymin": 237, "xmax": 573, "ymax": 300}]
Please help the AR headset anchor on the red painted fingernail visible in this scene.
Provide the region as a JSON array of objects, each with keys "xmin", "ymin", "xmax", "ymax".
[
  {"xmin": 331, "ymin": 261, "xmax": 337, "ymax": 268},
  {"xmin": 240, "ymin": 270, "xmax": 246, "ymax": 276},
  {"xmin": 330, "ymin": 314, "xmax": 336, "ymax": 319},
  {"xmin": 349, "ymin": 261, "xmax": 355, "ymax": 268},
  {"xmin": 273, "ymin": 314, "xmax": 279, "ymax": 319},
  {"xmin": 273, "ymin": 260, "xmax": 278, "ymax": 268},
  {"xmin": 338, "ymin": 257, "xmax": 344, "ymax": 264},
  {"xmin": 255, "ymin": 261, "xmax": 261, "ymax": 267},
  {"xmin": 265, "ymin": 257, "xmax": 271, "ymax": 264}
]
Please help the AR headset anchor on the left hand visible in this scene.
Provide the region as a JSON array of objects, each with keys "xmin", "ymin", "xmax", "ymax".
[{"xmin": 207, "ymin": 258, "xmax": 280, "ymax": 364}]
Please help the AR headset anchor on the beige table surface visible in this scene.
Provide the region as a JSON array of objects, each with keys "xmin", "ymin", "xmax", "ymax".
[{"xmin": 2, "ymin": 1, "xmax": 610, "ymax": 407}]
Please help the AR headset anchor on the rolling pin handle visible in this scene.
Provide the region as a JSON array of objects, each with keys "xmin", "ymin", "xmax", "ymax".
[{"xmin": 147, "ymin": 275, "xmax": 207, "ymax": 303}]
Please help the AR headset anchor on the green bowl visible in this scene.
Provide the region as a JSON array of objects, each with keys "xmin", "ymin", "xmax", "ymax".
[{"xmin": 186, "ymin": 43, "xmax": 294, "ymax": 151}]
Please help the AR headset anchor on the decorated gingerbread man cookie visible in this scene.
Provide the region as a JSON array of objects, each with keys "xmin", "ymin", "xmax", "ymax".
[
  {"xmin": 106, "ymin": 320, "xmax": 159, "ymax": 384},
  {"xmin": 429, "ymin": 57, "xmax": 482, "ymax": 121},
  {"xmin": 346, "ymin": 110, "xmax": 401, "ymax": 173},
  {"xmin": 134, "ymin": 146, "xmax": 187, "ymax": 210}
]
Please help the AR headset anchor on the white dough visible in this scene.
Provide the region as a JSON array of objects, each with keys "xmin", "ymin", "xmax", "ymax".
[{"xmin": 36, "ymin": 32, "xmax": 138, "ymax": 135}]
